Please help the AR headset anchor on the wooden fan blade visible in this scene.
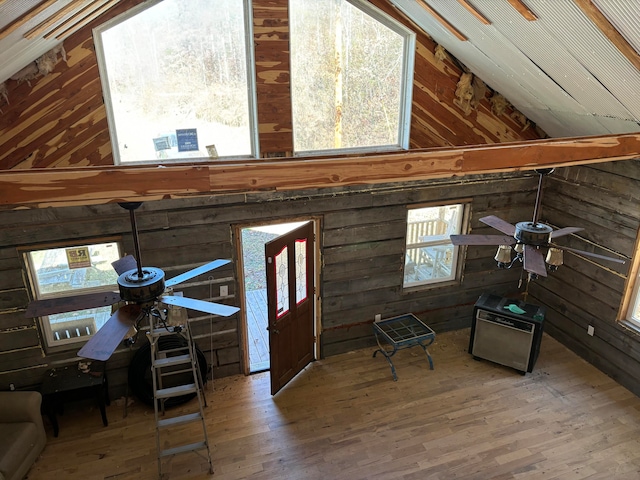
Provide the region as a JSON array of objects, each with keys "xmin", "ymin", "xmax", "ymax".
[
  {"xmin": 558, "ymin": 246, "xmax": 626, "ymax": 264},
  {"xmin": 523, "ymin": 245, "xmax": 547, "ymax": 277},
  {"xmin": 165, "ymin": 259, "xmax": 231, "ymax": 287},
  {"xmin": 479, "ymin": 216, "xmax": 516, "ymax": 236},
  {"xmin": 25, "ymin": 291, "xmax": 121, "ymax": 318},
  {"xmin": 550, "ymin": 227, "xmax": 583, "ymax": 239},
  {"xmin": 112, "ymin": 255, "xmax": 138, "ymax": 275},
  {"xmin": 450, "ymin": 234, "xmax": 515, "ymax": 246},
  {"xmin": 161, "ymin": 295, "xmax": 239, "ymax": 317},
  {"xmin": 77, "ymin": 304, "xmax": 142, "ymax": 361}
]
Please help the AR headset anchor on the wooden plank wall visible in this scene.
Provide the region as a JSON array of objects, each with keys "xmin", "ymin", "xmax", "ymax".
[
  {"xmin": 0, "ymin": 0, "xmax": 540, "ymax": 170},
  {"xmin": 0, "ymin": 173, "xmax": 538, "ymax": 396},
  {"xmin": 528, "ymin": 160, "xmax": 640, "ymax": 396}
]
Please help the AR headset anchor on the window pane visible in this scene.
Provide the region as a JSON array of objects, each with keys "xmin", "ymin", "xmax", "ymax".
[
  {"xmin": 29, "ymin": 243, "xmax": 120, "ymax": 296},
  {"xmin": 98, "ymin": 0, "xmax": 254, "ymax": 163},
  {"xmin": 275, "ymin": 246, "xmax": 290, "ymax": 318},
  {"xmin": 404, "ymin": 205, "xmax": 464, "ymax": 287},
  {"xmin": 295, "ymin": 239, "xmax": 307, "ymax": 304},
  {"xmin": 290, "ymin": 0, "xmax": 408, "ymax": 152},
  {"xmin": 27, "ymin": 242, "xmax": 121, "ymax": 349},
  {"xmin": 406, "ymin": 205, "xmax": 463, "ymax": 246}
]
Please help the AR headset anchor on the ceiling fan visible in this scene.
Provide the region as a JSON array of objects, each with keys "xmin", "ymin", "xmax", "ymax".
[
  {"xmin": 25, "ymin": 202, "xmax": 239, "ymax": 361},
  {"xmin": 450, "ymin": 168, "xmax": 625, "ymax": 279}
]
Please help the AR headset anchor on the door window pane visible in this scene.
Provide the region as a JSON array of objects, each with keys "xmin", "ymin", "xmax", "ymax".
[
  {"xmin": 295, "ymin": 239, "xmax": 307, "ymax": 304},
  {"xmin": 275, "ymin": 246, "xmax": 290, "ymax": 318}
]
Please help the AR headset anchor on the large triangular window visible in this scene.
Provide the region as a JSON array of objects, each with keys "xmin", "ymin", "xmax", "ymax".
[{"xmin": 289, "ymin": 0, "xmax": 415, "ymax": 154}]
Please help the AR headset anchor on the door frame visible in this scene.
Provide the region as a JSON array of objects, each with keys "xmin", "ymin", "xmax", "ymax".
[{"xmin": 233, "ymin": 217, "xmax": 322, "ymax": 376}]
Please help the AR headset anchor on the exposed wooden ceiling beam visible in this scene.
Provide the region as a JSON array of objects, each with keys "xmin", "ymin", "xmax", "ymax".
[
  {"xmin": 418, "ymin": 1, "xmax": 468, "ymax": 41},
  {"xmin": 457, "ymin": 0, "xmax": 491, "ymax": 25},
  {"xmin": 1, "ymin": 132, "xmax": 639, "ymax": 209},
  {"xmin": 506, "ymin": 0, "xmax": 537, "ymax": 21},
  {"xmin": 574, "ymin": 0, "xmax": 640, "ymax": 72}
]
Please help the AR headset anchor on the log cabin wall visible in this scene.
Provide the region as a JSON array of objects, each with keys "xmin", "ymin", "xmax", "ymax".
[
  {"xmin": 0, "ymin": 173, "xmax": 538, "ymax": 397},
  {"xmin": 528, "ymin": 161, "xmax": 640, "ymax": 397},
  {"xmin": 0, "ymin": 0, "xmax": 546, "ymax": 398}
]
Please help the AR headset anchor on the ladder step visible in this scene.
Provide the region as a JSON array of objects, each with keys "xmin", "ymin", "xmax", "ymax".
[
  {"xmin": 160, "ymin": 441, "xmax": 208, "ymax": 458},
  {"xmin": 153, "ymin": 354, "xmax": 191, "ymax": 368},
  {"xmin": 150, "ymin": 326, "xmax": 183, "ymax": 337},
  {"xmin": 157, "ymin": 412, "xmax": 202, "ymax": 429},
  {"xmin": 156, "ymin": 383, "xmax": 197, "ymax": 399}
]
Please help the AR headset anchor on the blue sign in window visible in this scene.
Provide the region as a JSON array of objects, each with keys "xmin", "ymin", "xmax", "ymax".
[{"xmin": 176, "ymin": 129, "xmax": 199, "ymax": 152}]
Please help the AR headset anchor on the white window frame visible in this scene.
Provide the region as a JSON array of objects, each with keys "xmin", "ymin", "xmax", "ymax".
[
  {"xmin": 403, "ymin": 202, "xmax": 469, "ymax": 289},
  {"xmin": 93, "ymin": 0, "xmax": 259, "ymax": 165},
  {"xmin": 289, "ymin": 0, "xmax": 415, "ymax": 156},
  {"xmin": 24, "ymin": 241, "xmax": 122, "ymax": 351}
]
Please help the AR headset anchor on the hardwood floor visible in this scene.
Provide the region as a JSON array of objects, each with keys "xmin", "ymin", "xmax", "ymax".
[{"xmin": 26, "ymin": 329, "xmax": 640, "ymax": 479}]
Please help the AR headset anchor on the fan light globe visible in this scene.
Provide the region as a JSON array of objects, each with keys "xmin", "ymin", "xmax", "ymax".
[
  {"xmin": 546, "ymin": 247, "xmax": 563, "ymax": 267},
  {"xmin": 494, "ymin": 245, "xmax": 512, "ymax": 264}
]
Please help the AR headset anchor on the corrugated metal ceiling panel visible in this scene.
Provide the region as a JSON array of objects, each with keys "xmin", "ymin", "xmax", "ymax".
[
  {"xmin": 474, "ymin": 0, "xmax": 634, "ymax": 121},
  {"xmin": 593, "ymin": 0, "xmax": 640, "ymax": 52},
  {"xmin": 391, "ymin": 0, "xmax": 640, "ymax": 137},
  {"xmin": 530, "ymin": 0, "xmax": 640, "ymax": 121}
]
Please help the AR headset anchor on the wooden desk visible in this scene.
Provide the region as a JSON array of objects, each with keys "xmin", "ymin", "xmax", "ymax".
[
  {"xmin": 372, "ymin": 314, "xmax": 435, "ymax": 381},
  {"xmin": 41, "ymin": 363, "xmax": 109, "ymax": 437}
]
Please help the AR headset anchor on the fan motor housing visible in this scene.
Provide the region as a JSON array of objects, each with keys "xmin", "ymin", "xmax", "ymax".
[
  {"xmin": 118, "ymin": 267, "xmax": 165, "ymax": 303},
  {"xmin": 514, "ymin": 222, "xmax": 552, "ymax": 246}
]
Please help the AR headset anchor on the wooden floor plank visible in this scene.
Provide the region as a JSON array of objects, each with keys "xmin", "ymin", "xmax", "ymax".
[{"xmin": 25, "ymin": 329, "xmax": 640, "ymax": 479}]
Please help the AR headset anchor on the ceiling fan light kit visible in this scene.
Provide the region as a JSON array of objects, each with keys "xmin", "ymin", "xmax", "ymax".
[{"xmin": 452, "ymin": 169, "xmax": 624, "ymax": 281}]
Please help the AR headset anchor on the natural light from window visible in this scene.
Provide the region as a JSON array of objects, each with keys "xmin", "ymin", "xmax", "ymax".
[
  {"xmin": 289, "ymin": 0, "xmax": 414, "ymax": 153},
  {"xmin": 404, "ymin": 204, "xmax": 464, "ymax": 288},
  {"xmin": 96, "ymin": 0, "xmax": 257, "ymax": 164},
  {"xmin": 26, "ymin": 242, "xmax": 121, "ymax": 349}
]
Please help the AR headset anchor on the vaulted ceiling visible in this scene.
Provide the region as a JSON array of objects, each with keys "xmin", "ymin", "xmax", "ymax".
[
  {"xmin": 391, "ymin": 0, "xmax": 640, "ymax": 138},
  {"xmin": 2, "ymin": 1, "xmax": 640, "ymax": 139}
]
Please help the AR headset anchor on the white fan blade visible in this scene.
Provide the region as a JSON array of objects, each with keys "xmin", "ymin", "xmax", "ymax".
[
  {"xmin": 161, "ymin": 295, "xmax": 239, "ymax": 317},
  {"xmin": 165, "ymin": 259, "xmax": 231, "ymax": 287}
]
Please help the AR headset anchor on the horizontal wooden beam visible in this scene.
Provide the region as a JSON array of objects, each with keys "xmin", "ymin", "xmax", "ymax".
[{"xmin": 1, "ymin": 132, "xmax": 639, "ymax": 209}]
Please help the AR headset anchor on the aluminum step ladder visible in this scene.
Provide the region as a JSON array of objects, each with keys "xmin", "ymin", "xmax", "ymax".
[{"xmin": 148, "ymin": 314, "xmax": 213, "ymax": 479}]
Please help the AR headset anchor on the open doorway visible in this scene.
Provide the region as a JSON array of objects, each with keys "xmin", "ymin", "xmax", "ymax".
[{"xmin": 238, "ymin": 221, "xmax": 310, "ymax": 374}]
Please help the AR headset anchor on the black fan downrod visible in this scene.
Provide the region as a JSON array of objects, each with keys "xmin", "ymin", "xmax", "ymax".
[{"xmin": 117, "ymin": 202, "xmax": 166, "ymax": 303}]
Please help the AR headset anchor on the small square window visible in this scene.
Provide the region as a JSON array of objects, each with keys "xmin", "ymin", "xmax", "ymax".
[
  {"xmin": 26, "ymin": 242, "xmax": 121, "ymax": 349},
  {"xmin": 404, "ymin": 204, "xmax": 466, "ymax": 288}
]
